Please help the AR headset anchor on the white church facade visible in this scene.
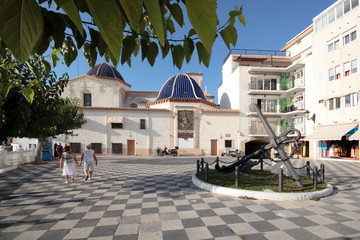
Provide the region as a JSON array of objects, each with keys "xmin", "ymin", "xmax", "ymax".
[{"xmin": 58, "ymin": 63, "xmax": 241, "ymax": 156}]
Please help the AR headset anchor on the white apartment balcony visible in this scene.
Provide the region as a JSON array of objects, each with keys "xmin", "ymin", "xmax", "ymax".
[
  {"xmin": 248, "ymin": 122, "xmax": 305, "ymax": 137},
  {"xmin": 247, "ymin": 77, "xmax": 305, "ymax": 95},
  {"xmin": 247, "ymin": 103, "xmax": 306, "ymax": 117},
  {"xmin": 248, "ymin": 126, "xmax": 279, "ymax": 136}
]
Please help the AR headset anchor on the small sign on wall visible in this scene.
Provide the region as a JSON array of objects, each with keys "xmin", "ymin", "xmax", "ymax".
[{"xmin": 225, "ymin": 133, "xmax": 231, "ymax": 137}]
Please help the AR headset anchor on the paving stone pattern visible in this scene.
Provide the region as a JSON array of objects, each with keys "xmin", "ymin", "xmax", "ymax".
[{"xmin": 0, "ymin": 157, "xmax": 359, "ymax": 240}]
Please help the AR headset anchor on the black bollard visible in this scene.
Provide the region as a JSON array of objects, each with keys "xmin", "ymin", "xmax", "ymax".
[
  {"xmin": 260, "ymin": 158, "xmax": 263, "ymax": 170},
  {"xmin": 216, "ymin": 156, "xmax": 219, "ymax": 166},
  {"xmin": 279, "ymin": 168, "xmax": 283, "ymax": 192},
  {"xmin": 205, "ymin": 162, "xmax": 209, "ymax": 182},
  {"xmin": 320, "ymin": 164, "xmax": 325, "ymax": 183},
  {"xmin": 306, "ymin": 161, "xmax": 310, "ymax": 178},
  {"xmin": 235, "ymin": 166, "xmax": 239, "ymax": 187},
  {"xmin": 201, "ymin": 158, "xmax": 204, "ymax": 171},
  {"xmin": 313, "ymin": 166, "xmax": 318, "ymax": 190},
  {"xmin": 196, "ymin": 160, "xmax": 200, "ymax": 175}
]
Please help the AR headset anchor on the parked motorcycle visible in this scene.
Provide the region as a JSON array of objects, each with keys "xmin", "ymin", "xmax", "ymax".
[
  {"xmin": 160, "ymin": 146, "xmax": 179, "ymax": 156},
  {"xmin": 221, "ymin": 148, "xmax": 238, "ymax": 157}
]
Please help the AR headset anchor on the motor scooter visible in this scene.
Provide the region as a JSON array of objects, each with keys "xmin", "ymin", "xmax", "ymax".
[
  {"xmin": 160, "ymin": 146, "xmax": 179, "ymax": 156},
  {"xmin": 221, "ymin": 148, "xmax": 238, "ymax": 157}
]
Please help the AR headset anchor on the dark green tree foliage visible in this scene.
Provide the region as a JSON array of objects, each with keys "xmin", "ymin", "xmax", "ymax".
[
  {"xmin": 0, "ymin": 54, "xmax": 86, "ymax": 162},
  {"xmin": 0, "ymin": 0, "xmax": 245, "ymax": 68}
]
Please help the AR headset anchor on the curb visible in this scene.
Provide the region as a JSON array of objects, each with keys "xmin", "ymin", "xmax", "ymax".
[{"xmin": 192, "ymin": 173, "xmax": 333, "ymax": 201}]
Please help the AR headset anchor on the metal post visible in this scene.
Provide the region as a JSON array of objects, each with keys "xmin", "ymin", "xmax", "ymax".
[
  {"xmin": 201, "ymin": 158, "xmax": 204, "ymax": 171},
  {"xmin": 205, "ymin": 162, "xmax": 209, "ymax": 182},
  {"xmin": 320, "ymin": 164, "xmax": 325, "ymax": 183},
  {"xmin": 306, "ymin": 161, "xmax": 310, "ymax": 178},
  {"xmin": 216, "ymin": 156, "xmax": 219, "ymax": 166},
  {"xmin": 313, "ymin": 166, "xmax": 318, "ymax": 190},
  {"xmin": 279, "ymin": 168, "xmax": 283, "ymax": 192},
  {"xmin": 196, "ymin": 160, "xmax": 200, "ymax": 175},
  {"xmin": 260, "ymin": 158, "xmax": 263, "ymax": 170},
  {"xmin": 254, "ymin": 104, "xmax": 303, "ymax": 187},
  {"xmin": 235, "ymin": 166, "xmax": 239, "ymax": 187}
]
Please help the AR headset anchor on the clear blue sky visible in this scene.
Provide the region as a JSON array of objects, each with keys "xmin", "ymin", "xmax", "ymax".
[{"xmin": 53, "ymin": 0, "xmax": 336, "ymax": 102}]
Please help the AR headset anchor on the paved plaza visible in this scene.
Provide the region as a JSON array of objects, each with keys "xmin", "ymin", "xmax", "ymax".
[{"xmin": 0, "ymin": 156, "xmax": 359, "ymax": 240}]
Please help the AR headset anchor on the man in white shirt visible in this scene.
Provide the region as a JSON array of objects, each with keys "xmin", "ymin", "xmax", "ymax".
[{"xmin": 80, "ymin": 144, "xmax": 98, "ymax": 181}]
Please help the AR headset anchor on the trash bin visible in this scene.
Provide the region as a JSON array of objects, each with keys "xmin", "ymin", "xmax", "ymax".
[{"xmin": 156, "ymin": 147, "xmax": 160, "ymax": 156}]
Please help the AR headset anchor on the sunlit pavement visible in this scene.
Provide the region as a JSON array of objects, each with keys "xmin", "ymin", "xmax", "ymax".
[{"xmin": 0, "ymin": 156, "xmax": 359, "ymax": 239}]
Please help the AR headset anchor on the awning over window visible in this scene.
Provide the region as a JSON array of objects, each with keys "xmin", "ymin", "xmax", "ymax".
[
  {"xmin": 349, "ymin": 129, "xmax": 360, "ymax": 140},
  {"xmin": 305, "ymin": 123, "xmax": 358, "ymax": 140}
]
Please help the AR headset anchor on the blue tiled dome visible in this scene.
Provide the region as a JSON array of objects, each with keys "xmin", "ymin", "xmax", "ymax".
[
  {"xmin": 86, "ymin": 63, "xmax": 125, "ymax": 82},
  {"xmin": 156, "ymin": 74, "xmax": 207, "ymax": 101}
]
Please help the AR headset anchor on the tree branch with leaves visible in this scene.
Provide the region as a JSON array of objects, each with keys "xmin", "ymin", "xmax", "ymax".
[{"xmin": 0, "ymin": 0, "xmax": 246, "ymax": 70}]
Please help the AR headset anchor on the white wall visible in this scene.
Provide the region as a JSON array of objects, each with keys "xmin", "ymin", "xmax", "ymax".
[{"xmin": 219, "ymin": 57, "xmax": 240, "ymax": 109}]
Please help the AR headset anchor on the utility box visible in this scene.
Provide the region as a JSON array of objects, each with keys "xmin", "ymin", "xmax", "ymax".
[{"xmin": 42, "ymin": 138, "xmax": 52, "ymax": 161}]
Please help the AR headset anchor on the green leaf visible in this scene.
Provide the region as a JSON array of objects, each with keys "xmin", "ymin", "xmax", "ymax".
[
  {"xmin": 121, "ymin": 35, "xmax": 136, "ymax": 65},
  {"xmin": 126, "ymin": 57, "xmax": 131, "ymax": 67},
  {"xmin": 160, "ymin": 40, "xmax": 169, "ymax": 59},
  {"xmin": 36, "ymin": 37, "xmax": 51, "ymax": 56},
  {"xmin": 188, "ymin": 28, "xmax": 196, "ymax": 38},
  {"xmin": 196, "ymin": 42, "xmax": 210, "ymax": 67},
  {"xmin": 140, "ymin": 39, "xmax": 149, "ymax": 62},
  {"xmin": 46, "ymin": 11, "xmax": 66, "ymax": 49},
  {"xmin": 26, "ymin": 61, "xmax": 41, "ymax": 80},
  {"xmin": 144, "ymin": 0, "xmax": 166, "ymax": 47},
  {"xmin": 83, "ymin": 42, "xmax": 97, "ymax": 68},
  {"xmin": 119, "ymin": 0, "xmax": 143, "ymax": 30},
  {"xmin": 229, "ymin": 10, "xmax": 240, "ymax": 18},
  {"xmin": 86, "ymin": 0, "xmax": 123, "ymax": 62},
  {"xmin": 220, "ymin": 25, "xmax": 237, "ymax": 50},
  {"xmin": 0, "ymin": 0, "xmax": 44, "ymax": 62},
  {"xmin": 40, "ymin": 59, "xmax": 52, "ymax": 74},
  {"xmin": 165, "ymin": 18, "xmax": 175, "ymax": 35},
  {"xmin": 171, "ymin": 44, "xmax": 184, "ymax": 69},
  {"xmin": 167, "ymin": 3, "xmax": 184, "ymax": 27},
  {"xmin": 97, "ymin": 34, "xmax": 108, "ymax": 57},
  {"xmin": 54, "ymin": 0, "xmax": 84, "ymax": 36},
  {"xmin": 2, "ymin": 59, "xmax": 16, "ymax": 70},
  {"xmin": 186, "ymin": 0, "xmax": 216, "ymax": 54},
  {"xmin": 133, "ymin": 38, "xmax": 140, "ymax": 57},
  {"xmin": 62, "ymin": 37, "xmax": 78, "ymax": 67},
  {"xmin": 183, "ymin": 38, "xmax": 194, "ymax": 63},
  {"xmin": 89, "ymin": 28, "xmax": 99, "ymax": 48},
  {"xmin": 238, "ymin": 14, "xmax": 246, "ymax": 27},
  {"xmin": 147, "ymin": 42, "xmax": 158, "ymax": 66},
  {"xmin": 22, "ymin": 86, "xmax": 35, "ymax": 103},
  {"xmin": 1, "ymin": 82, "xmax": 12, "ymax": 98}
]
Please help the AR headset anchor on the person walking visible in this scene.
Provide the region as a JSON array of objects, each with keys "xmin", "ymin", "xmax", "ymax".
[
  {"xmin": 53, "ymin": 143, "xmax": 58, "ymax": 160},
  {"xmin": 57, "ymin": 143, "xmax": 63, "ymax": 159},
  {"xmin": 80, "ymin": 144, "xmax": 98, "ymax": 181},
  {"xmin": 60, "ymin": 145, "xmax": 79, "ymax": 184}
]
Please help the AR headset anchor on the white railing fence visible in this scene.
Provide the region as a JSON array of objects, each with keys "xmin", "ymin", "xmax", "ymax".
[{"xmin": 0, "ymin": 145, "xmax": 36, "ymax": 173}]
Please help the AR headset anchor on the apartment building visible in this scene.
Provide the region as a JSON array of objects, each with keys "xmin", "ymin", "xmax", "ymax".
[
  {"xmin": 219, "ymin": 0, "xmax": 359, "ymax": 160},
  {"xmin": 306, "ymin": 0, "xmax": 359, "ymax": 159}
]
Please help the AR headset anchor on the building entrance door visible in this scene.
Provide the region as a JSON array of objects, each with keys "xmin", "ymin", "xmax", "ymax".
[
  {"xmin": 127, "ymin": 140, "xmax": 135, "ymax": 155},
  {"xmin": 211, "ymin": 139, "xmax": 217, "ymax": 156}
]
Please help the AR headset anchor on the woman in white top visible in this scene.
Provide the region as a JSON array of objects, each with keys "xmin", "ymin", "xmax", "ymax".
[
  {"xmin": 80, "ymin": 144, "xmax": 98, "ymax": 181},
  {"xmin": 60, "ymin": 145, "xmax": 79, "ymax": 184}
]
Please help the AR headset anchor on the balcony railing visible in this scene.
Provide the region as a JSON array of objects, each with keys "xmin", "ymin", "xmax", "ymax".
[
  {"xmin": 249, "ymin": 126, "xmax": 279, "ymax": 135},
  {"xmin": 224, "ymin": 49, "xmax": 289, "ymax": 64}
]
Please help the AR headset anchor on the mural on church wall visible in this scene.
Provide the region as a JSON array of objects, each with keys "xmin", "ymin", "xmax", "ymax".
[{"xmin": 178, "ymin": 110, "xmax": 194, "ymax": 140}]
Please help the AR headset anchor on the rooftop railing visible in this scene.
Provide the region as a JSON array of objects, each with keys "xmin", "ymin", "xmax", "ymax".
[{"xmin": 223, "ymin": 49, "xmax": 289, "ymax": 64}]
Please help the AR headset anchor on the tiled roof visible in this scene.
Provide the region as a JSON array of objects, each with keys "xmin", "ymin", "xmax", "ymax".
[{"xmin": 156, "ymin": 74, "xmax": 207, "ymax": 101}]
